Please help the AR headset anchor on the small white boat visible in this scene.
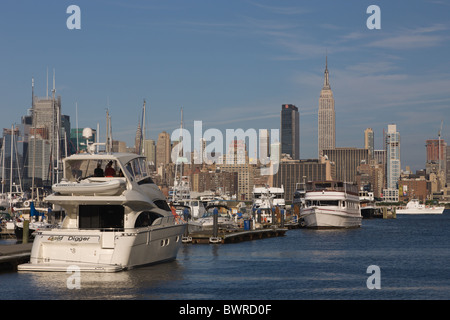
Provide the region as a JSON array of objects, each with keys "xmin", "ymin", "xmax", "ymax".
[
  {"xmin": 53, "ymin": 177, "xmax": 126, "ymax": 196},
  {"xmin": 300, "ymin": 181, "xmax": 362, "ymax": 228},
  {"xmin": 396, "ymin": 199, "xmax": 445, "ymax": 214},
  {"xmin": 197, "ymin": 204, "xmax": 237, "ymax": 230}
]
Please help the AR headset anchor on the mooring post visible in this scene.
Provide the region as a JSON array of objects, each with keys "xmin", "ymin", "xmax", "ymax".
[
  {"xmin": 213, "ymin": 207, "xmax": 218, "ymax": 238},
  {"xmin": 22, "ymin": 220, "xmax": 29, "ymax": 244},
  {"xmin": 183, "ymin": 208, "xmax": 190, "ymax": 236}
]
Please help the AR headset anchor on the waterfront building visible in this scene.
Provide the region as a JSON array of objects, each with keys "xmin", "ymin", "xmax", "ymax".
[
  {"xmin": 398, "ymin": 177, "xmax": 428, "ymax": 202},
  {"xmin": 322, "ymin": 148, "xmax": 369, "ymax": 183},
  {"xmin": 364, "ymin": 128, "xmax": 374, "ymax": 159},
  {"xmin": 281, "ymin": 104, "xmax": 299, "ymax": 160},
  {"xmin": 318, "ymin": 56, "xmax": 335, "ymax": 157},
  {"xmin": 382, "ymin": 188, "xmax": 399, "ymax": 202}
]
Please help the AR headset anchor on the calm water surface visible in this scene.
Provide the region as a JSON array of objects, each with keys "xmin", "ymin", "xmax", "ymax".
[{"xmin": 1, "ymin": 211, "xmax": 450, "ymax": 300}]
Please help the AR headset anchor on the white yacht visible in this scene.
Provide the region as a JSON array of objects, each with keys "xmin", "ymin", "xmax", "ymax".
[
  {"xmin": 300, "ymin": 181, "xmax": 362, "ymax": 228},
  {"xmin": 252, "ymin": 185, "xmax": 285, "ymax": 209},
  {"xmin": 197, "ymin": 204, "xmax": 237, "ymax": 230},
  {"xmin": 18, "ymin": 152, "xmax": 186, "ymax": 272},
  {"xmin": 396, "ymin": 199, "xmax": 445, "ymax": 214}
]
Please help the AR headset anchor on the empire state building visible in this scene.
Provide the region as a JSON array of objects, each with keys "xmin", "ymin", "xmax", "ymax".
[{"xmin": 318, "ymin": 56, "xmax": 335, "ymax": 157}]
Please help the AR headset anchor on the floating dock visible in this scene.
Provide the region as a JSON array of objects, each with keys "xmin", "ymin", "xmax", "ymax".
[{"xmin": 184, "ymin": 226, "xmax": 289, "ymax": 244}]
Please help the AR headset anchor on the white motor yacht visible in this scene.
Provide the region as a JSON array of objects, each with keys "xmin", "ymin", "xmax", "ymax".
[
  {"xmin": 18, "ymin": 152, "xmax": 186, "ymax": 272},
  {"xmin": 300, "ymin": 181, "xmax": 362, "ymax": 228},
  {"xmin": 396, "ymin": 199, "xmax": 445, "ymax": 214}
]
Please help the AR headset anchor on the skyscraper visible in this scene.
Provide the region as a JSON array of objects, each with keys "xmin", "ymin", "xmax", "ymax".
[
  {"xmin": 385, "ymin": 124, "xmax": 400, "ymax": 190},
  {"xmin": 318, "ymin": 56, "xmax": 335, "ymax": 157},
  {"xmin": 156, "ymin": 131, "xmax": 171, "ymax": 168},
  {"xmin": 280, "ymin": 104, "xmax": 299, "ymax": 160},
  {"xmin": 364, "ymin": 128, "xmax": 374, "ymax": 159}
]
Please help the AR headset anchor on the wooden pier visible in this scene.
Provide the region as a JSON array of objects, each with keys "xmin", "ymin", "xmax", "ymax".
[{"xmin": 0, "ymin": 242, "xmax": 32, "ymax": 272}]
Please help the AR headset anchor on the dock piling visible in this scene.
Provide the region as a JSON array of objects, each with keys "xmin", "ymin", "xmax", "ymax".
[{"xmin": 22, "ymin": 220, "xmax": 29, "ymax": 244}]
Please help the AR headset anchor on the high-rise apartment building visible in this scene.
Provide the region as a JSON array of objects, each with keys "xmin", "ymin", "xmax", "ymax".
[
  {"xmin": 385, "ymin": 124, "xmax": 401, "ymax": 190},
  {"xmin": 364, "ymin": 128, "xmax": 374, "ymax": 159},
  {"xmin": 156, "ymin": 131, "xmax": 171, "ymax": 168},
  {"xmin": 281, "ymin": 104, "xmax": 299, "ymax": 160},
  {"xmin": 318, "ymin": 56, "xmax": 335, "ymax": 157},
  {"xmin": 143, "ymin": 139, "xmax": 156, "ymax": 166}
]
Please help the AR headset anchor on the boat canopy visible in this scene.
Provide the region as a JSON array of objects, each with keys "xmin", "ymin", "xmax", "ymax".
[{"xmin": 63, "ymin": 153, "xmax": 154, "ymax": 185}]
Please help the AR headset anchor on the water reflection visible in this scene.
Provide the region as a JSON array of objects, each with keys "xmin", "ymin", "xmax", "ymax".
[{"xmin": 22, "ymin": 260, "xmax": 185, "ymax": 299}]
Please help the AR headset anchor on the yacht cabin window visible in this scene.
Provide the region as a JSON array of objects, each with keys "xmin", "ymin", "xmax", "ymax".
[{"xmin": 79, "ymin": 205, "xmax": 124, "ymax": 231}]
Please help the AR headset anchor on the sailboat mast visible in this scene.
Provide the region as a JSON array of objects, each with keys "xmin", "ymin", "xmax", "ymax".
[
  {"xmin": 31, "ymin": 77, "xmax": 36, "ymax": 200},
  {"xmin": 9, "ymin": 125, "xmax": 14, "ymax": 209},
  {"xmin": 1, "ymin": 137, "xmax": 4, "ymax": 194},
  {"xmin": 141, "ymin": 99, "xmax": 146, "ymax": 156}
]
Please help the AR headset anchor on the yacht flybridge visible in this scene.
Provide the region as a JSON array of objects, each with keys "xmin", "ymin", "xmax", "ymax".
[{"xmin": 18, "ymin": 152, "xmax": 186, "ymax": 272}]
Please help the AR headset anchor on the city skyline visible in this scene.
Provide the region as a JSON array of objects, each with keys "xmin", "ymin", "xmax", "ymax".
[{"xmin": 1, "ymin": 1, "xmax": 449, "ymax": 172}]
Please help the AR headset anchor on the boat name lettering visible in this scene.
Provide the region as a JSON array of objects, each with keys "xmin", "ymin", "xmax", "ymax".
[
  {"xmin": 67, "ymin": 236, "xmax": 91, "ymax": 242},
  {"xmin": 47, "ymin": 236, "xmax": 64, "ymax": 241}
]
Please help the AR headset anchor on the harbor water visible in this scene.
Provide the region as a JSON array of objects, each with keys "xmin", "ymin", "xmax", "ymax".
[{"xmin": 1, "ymin": 211, "xmax": 450, "ymax": 300}]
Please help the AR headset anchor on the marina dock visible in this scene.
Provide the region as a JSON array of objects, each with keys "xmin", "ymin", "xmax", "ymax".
[
  {"xmin": 0, "ymin": 242, "xmax": 32, "ymax": 271},
  {"xmin": 184, "ymin": 227, "xmax": 289, "ymax": 244}
]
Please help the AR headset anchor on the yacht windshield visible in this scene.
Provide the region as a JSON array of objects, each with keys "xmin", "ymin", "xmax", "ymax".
[
  {"xmin": 65, "ymin": 159, "xmax": 123, "ymax": 181},
  {"xmin": 125, "ymin": 157, "xmax": 154, "ymax": 184}
]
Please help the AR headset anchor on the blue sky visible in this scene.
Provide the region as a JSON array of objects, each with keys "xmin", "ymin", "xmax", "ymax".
[{"xmin": 0, "ymin": 0, "xmax": 449, "ymax": 171}]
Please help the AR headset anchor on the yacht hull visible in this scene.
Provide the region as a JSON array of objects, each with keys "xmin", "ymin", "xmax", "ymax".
[
  {"xmin": 18, "ymin": 224, "xmax": 186, "ymax": 273},
  {"xmin": 301, "ymin": 208, "xmax": 362, "ymax": 229},
  {"xmin": 396, "ymin": 208, "xmax": 445, "ymax": 214}
]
